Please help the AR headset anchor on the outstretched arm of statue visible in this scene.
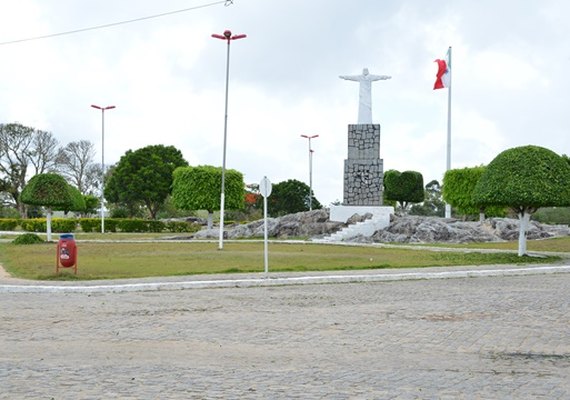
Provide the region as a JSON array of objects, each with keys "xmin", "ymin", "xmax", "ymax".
[
  {"xmin": 339, "ymin": 75, "xmax": 360, "ymax": 81},
  {"xmin": 368, "ymin": 74, "xmax": 392, "ymax": 81}
]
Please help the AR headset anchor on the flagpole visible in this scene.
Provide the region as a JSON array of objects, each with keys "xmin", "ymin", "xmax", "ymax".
[{"xmin": 445, "ymin": 46, "xmax": 452, "ymax": 219}]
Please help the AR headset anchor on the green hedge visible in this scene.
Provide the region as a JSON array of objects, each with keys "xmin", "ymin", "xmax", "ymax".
[
  {"xmin": 54, "ymin": 219, "xmax": 78, "ymax": 232},
  {"xmin": 105, "ymin": 219, "xmax": 120, "ymax": 233},
  {"xmin": 20, "ymin": 218, "xmax": 78, "ymax": 233},
  {"xmin": 80, "ymin": 218, "xmax": 200, "ymax": 233},
  {"xmin": 117, "ymin": 219, "xmax": 161, "ymax": 233},
  {"xmin": 148, "ymin": 220, "xmax": 166, "ymax": 233},
  {"xmin": 78, "ymin": 218, "xmax": 120, "ymax": 233},
  {"xmin": 16, "ymin": 218, "xmax": 202, "ymax": 233},
  {"xmin": 0, "ymin": 219, "xmax": 19, "ymax": 231},
  {"xmin": 79, "ymin": 218, "xmax": 100, "ymax": 233}
]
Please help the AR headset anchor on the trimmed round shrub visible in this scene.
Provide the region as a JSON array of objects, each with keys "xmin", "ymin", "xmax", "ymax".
[{"xmin": 13, "ymin": 233, "xmax": 44, "ymax": 245}]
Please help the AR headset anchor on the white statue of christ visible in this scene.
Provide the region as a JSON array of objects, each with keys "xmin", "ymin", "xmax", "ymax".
[{"xmin": 339, "ymin": 68, "xmax": 391, "ymax": 124}]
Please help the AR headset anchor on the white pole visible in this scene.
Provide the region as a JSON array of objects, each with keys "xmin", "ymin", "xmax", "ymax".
[
  {"xmin": 92, "ymin": 104, "xmax": 115, "ymax": 232},
  {"xmin": 263, "ymin": 194, "xmax": 269, "ymax": 274},
  {"xmin": 46, "ymin": 208, "xmax": 53, "ymax": 242},
  {"xmin": 259, "ymin": 176, "xmax": 272, "ymax": 275},
  {"xmin": 218, "ymin": 39, "xmax": 231, "ymax": 250},
  {"xmin": 301, "ymin": 134, "xmax": 318, "ymax": 211},
  {"xmin": 445, "ymin": 46, "xmax": 452, "ymax": 219},
  {"xmin": 101, "ymin": 109, "xmax": 105, "ymax": 233},
  {"xmin": 308, "ymin": 140, "xmax": 313, "ymax": 211}
]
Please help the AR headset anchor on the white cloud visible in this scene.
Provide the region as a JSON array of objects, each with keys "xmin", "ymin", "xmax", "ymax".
[
  {"xmin": 1, "ymin": 0, "xmax": 569, "ymax": 206},
  {"xmin": 0, "ymin": 0, "xmax": 45, "ymax": 40},
  {"xmin": 470, "ymin": 51, "xmax": 549, "ymax": 90},
  {"xmin": 452, "ymin": 109, "xmax": 506, "ymax": 167}
]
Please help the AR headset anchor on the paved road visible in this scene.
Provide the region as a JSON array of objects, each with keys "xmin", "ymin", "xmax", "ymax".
[{"xmin": 1, "ymin": 270, "xmax": 569, "ymax": 399}]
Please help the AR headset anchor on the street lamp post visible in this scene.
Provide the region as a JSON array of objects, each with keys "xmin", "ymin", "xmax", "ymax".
[
  {"xmin": 91, "ymin": 104, "xmax": 116, "ymax": 234},
  {"xmin": 300, "ymin": 134, "xmax": 319, "ymax": 211},
  {"xmin": 212, "ymin": 29, "xmax": 246, "ymax": 250}
]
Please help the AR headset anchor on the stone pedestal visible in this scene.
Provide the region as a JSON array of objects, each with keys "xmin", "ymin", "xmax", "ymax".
[
  {"xmin": 343, "ymin": 124, "xmax": 384, "ymax": 206},
  {"xmin": 329, "ymin": 123, "xmax": 393, "ymax": 226}
]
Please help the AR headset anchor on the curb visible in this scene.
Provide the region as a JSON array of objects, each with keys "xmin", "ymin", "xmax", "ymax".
[{"xmin": 1, "ymin": 265, "xmax": 569, "ymax": 294}]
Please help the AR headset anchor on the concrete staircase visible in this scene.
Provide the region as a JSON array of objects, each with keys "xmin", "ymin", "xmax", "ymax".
[{"xmin": 313, "ymin": 215, "xmax": 389, "ymax": 243}]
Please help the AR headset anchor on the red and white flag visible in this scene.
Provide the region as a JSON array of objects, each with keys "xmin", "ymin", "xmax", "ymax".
[{"xmin": 433, "ymin": 49, "xmax": 450, "ymax": 90}]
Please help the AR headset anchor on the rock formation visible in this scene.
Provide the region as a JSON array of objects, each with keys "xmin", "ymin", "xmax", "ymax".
[
  {"xmin": 369, "ymin": 216, "xmax": 569, "ymax": 243},
  {"xmin": 180, "ymin": 210, "xmax": 569, "ymax": 243}
]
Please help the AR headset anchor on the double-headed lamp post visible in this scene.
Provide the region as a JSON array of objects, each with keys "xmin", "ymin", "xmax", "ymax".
[
  {"xmin": 300, "ymin": 134, "xmax": 319, "ymax": 211},
  {"xmin": 212, "ymin": 29, "xmax": 246, "ymax": 250},
  {"xmin": 91, "ymin": 104, "xmax": 116, "ymax": 234}
]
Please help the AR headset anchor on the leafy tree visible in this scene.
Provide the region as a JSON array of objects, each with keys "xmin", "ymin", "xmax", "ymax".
[
  {"xmin": 443, "ymin": 166, "xmax": 505, "ymax": 221},
  {"xmin": 473, "ymin": 145, "xmax": 570, "ymax": 256},
  {"xmin": 384, "ymin": 170, "xmax": 424, "ymax": 213},
  {"xmin": 410, "ymin": 180, "xmax": 445, "ymax": 217},
  {"xmin": 103, "ymin": 165, "xmax": 143, "ymax": 218},
  {"xmin": 21, "ymin": 173, "xmax": 85, "ymax": 241},
  {"xmin": 443, "ymin": 167, "xmax": 483, "ymax": 218},
  {"xmin": 105, "ymin": 145, "xmax": 187, "ymax": 219},
  {"xmin": 82, "ymin": 194, "xmax": 99, "ymax": 216},
  {"xmin": 0, "ymin": 123, "xmax": 60, "ymax": 217},
  {"xmin": 1, "ymin": 123, "xmax": 35, "ymax": 216},
  {"xmin": 56, "ymin": 140, "xmax": 100, "ymax": 195},
  {"xmin": 266, "ymin": 179, "xmax": 322, "ymax": 217},
  {"xmin": 171, "ymin": 165, "xmax": 244, "ymax": 228}
]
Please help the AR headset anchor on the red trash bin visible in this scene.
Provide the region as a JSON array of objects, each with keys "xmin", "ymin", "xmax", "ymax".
[{"xmin": 57, "ymin": 233, "xmax": 77, "ymax": 274}]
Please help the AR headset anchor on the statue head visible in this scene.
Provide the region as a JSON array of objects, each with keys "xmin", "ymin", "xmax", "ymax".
[{"xmin": 362, "ymin": 68, "xmax": 369, "ymax": 75}]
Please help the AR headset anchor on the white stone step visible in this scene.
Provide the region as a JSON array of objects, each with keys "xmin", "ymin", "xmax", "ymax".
[{"xmin": 314, "ymin": 215, "xmax": 392, "ymax": 243}]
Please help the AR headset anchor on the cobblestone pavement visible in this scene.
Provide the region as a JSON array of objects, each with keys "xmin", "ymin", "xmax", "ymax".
[{"xmin": 1, "ymin": 272, "xmax": 569, "ymax": 399}]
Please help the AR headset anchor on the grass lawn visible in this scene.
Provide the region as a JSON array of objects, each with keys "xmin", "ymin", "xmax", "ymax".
[
  {"xmin": 0, "ymin": 240, "xmax": 564, "ymax": 281},
  {"xmin": 407, "ymin": 236, "xmax": 570, "ymax": 253}
]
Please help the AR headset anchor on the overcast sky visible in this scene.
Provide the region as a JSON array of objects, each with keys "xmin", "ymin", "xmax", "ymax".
[{"xmin": 1, "ymin": 0, "xmax": 568, "ymax": 205}]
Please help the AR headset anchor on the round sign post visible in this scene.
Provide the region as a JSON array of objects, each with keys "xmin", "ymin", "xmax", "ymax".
[{"xmin": 260, "ymin": 176, "xmax": 272, "ymax": 275}]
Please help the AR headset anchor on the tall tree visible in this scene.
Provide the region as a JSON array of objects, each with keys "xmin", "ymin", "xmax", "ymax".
[
  {"xmin": 266, "ymin": 179, "xmax": 322, "ymax": 217},
  {"xmin": 30, "ymin": 129, "xmax": 59, "ymax": 175},
  {"xmin": 410, "ymin": 180, "xmax": 445, "ymax": 217},
  {"xmin": 105, "ymin": 145, "xmax": 188, "ymax": 219},
  {"xmin": 0, "ymin": 123, "xmax": 60, "ymax": 216},
  {"xmin": 56, "ymin": 140, "xmax": 99, "ymax": 194},
  {"xmin": 473, "ymin": 145, "xmax": 570, "ymax": 256},
  {"xmin": 0, "ymin": 123, "xmax": 35, "ymax": 216},
  {"xmin": 171, "ymin": 165, "xmax": 244, "ymax": 229},
  {"xmin": 384, "ymin": 170, "xmax": 424, "ymax": 213}
]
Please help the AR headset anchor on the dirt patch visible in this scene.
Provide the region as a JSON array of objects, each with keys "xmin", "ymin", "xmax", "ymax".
[{"xmin": 0, "ymin": 263, "xmax": 13, "ymax": 280}]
